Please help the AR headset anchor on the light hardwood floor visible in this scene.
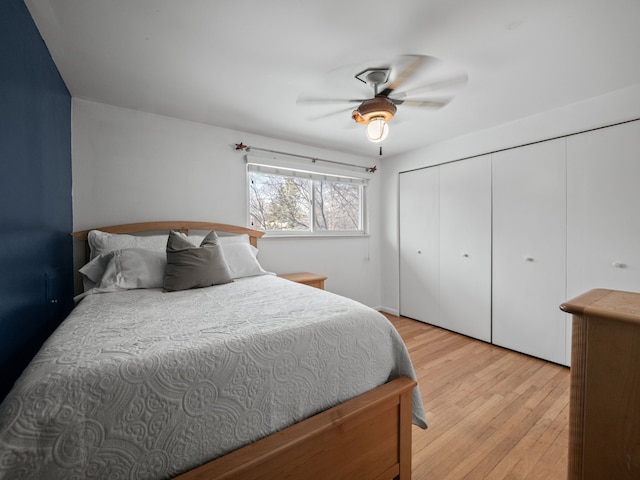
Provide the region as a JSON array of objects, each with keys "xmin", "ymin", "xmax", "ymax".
[{"xmin": 384, "ymin": 313, "xmax": 570, "ymax": 480}]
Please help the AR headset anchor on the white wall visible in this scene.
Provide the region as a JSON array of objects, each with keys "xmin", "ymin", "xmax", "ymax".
[
  {"xmin": 380, "ymin": 82, "xmax": 640, "ymax": 314},
  {"xmin": 72, "ymin": 98, "xmax": 382, "ymax": 307}
]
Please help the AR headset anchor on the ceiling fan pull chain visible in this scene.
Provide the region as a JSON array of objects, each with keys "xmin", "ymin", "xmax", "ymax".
[{"xmin": 379, "ymin": 146, "xmax": 382, "ymax": 156}]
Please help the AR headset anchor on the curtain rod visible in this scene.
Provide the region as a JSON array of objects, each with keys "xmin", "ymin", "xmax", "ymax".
[{"xmin": 234, "ymin": 142, "xmax": 377, "ymax": 173}]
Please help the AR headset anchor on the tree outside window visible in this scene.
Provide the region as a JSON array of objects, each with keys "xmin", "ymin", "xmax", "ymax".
[{"xmin": 248, "ymin": 166, "xmax": 365, "ymax": 234}]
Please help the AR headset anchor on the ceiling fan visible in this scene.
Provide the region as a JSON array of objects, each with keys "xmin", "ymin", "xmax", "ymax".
[{"xmin": 297, "ymin": 55, "xmax": 467, "ymax": 144}]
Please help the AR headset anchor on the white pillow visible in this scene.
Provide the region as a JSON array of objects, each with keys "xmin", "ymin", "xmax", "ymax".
[
  {"xmin": 80, "ymin": 251, "xmax": 116, "ymax": 286},
  {"xmin": 80, "ymin": 248, "xmax": 166, "ymax": 291},
  {"xmin": 222, "ymin": 243, "xmax": 272, "ymax": 279},
  {"xmin": 87, "ymin": 230, "xmax": 251, "ymax": 259},
  {"xmin": 219, "ymin": 233, "xmax": 251, "ymax": 245},
  {"xmin": 88, "ymin": 230, "xmax": 168, "ymax": 260},
  {"xmin": 188, "ymin": 233, "xmax": 251, "ymax": 247},
  {"xmin": 80, "ymin": 231, "xmax": 269, "ymax": 292}
]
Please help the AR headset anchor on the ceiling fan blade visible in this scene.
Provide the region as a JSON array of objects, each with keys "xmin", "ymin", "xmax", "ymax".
[
  {"xmin": 394, "ymin": 97, "xmax": 452, "ymax": 108},
  {"xmin": 394, "ymin": 74, "xmax": 469, "ymax": 98},
  {"xmin": 378, "ymin": 55, "xmax": 435, "ymax": 97},
  {"xmin": 306, "ymin": 106, "xmax": 356, "ymax": 121},
  {"xmin": 297, "ymin": 96, "xmax": 366, "ymax": 105}
]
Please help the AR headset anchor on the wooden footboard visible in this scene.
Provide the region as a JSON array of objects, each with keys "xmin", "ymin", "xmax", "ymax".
[{"xmin": 174, "ymin": 376, "xmax": 416, "ymax": 480}]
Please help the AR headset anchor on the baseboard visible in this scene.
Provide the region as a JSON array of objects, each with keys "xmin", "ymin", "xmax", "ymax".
[{"xmin": 377, "ymin": 306, "xmax": 399, "ymax": 316}]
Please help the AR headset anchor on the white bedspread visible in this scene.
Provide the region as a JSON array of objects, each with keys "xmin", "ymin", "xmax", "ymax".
[{"xmin": 0, "ymin": 275, "xmax": 426, "ymax": 479}]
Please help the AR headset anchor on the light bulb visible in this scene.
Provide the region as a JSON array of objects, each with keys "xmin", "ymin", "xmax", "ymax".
[{"xmin": 365, "ymin": 117, "xmax": 389, "ymax": 143}]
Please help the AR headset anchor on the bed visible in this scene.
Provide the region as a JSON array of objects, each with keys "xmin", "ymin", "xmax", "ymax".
[{"xmin": 0, "ymin": 221, "xmax": 426, "ymax": 479}]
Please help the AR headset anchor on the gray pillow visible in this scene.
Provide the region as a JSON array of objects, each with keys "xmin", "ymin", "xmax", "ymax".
[{"xmin": 163, "ymin": 230, "xmax": 233, "ymax": 292}]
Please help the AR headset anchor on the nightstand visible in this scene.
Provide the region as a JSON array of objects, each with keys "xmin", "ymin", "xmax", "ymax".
[{"xmin": 279, "ymin": 272, "xmax": 327, "ymax": 290}]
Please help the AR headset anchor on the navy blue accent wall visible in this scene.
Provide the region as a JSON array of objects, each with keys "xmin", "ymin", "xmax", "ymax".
[{"xmin": 0, "ymin": 0, "xmax": 73, "ymax": 401}]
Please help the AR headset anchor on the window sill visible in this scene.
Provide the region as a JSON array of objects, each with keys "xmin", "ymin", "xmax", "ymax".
[{"xmin": 259, "ymin": 232, "xmax": 370, "ymax": 239}]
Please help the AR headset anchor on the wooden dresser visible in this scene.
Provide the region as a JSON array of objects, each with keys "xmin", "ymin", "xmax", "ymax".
[
  {"xmin": 560, "ymin": 289, "xmax": 640, "ymax": 479},
  {"xmin": 279, "ymin": 272, "xmax": 327, "ymax": 290}
]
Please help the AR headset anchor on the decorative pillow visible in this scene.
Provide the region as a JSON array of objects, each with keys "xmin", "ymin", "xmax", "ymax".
[
  {"xmin": 222, "ymin": 242, "xmax": 272, "ymax": 278},
  {"xmin": 163, "ymin": 230, "xmax": 233, "ymax": 292},
  {"xmin": 88, "ymin": 230, "xmax": 168, "ymax": 260}
]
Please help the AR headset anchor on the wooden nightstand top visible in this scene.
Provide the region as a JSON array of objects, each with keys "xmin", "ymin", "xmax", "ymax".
[{"xmin": 279, "ymin": 272, "xmax": 327, "ymax": 290}]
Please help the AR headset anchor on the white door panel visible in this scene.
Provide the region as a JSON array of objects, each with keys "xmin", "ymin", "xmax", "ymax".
[
  {"xmin": 399, "ymin": 168, "xmax": 439, "ymax": 324},
  {"xmin": 492, "ymin": 139, "xmax": 568, "ymax": 365},
  {"xmin": 439, "ymin": 156, "xmax": 492, "ymax": 341},
  {"xmin": 567, "ymin": 121, "xmax": 640, "ymax": 299}
]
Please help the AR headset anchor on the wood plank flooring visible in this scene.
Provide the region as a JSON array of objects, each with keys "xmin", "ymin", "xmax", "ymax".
[{"xmin": 384, "ymin": 313, "xmax": 570, "ymax": 480}]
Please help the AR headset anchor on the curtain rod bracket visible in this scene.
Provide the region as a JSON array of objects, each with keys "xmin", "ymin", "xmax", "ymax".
[{"xmin": 234, "ymin": 142, "xmax": 376, "ymax": 174}]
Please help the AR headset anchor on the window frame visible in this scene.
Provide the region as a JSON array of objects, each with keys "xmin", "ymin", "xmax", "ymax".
[{"xmin": 246, "ymin": 161, "xmax": 369, "ymax": 237}]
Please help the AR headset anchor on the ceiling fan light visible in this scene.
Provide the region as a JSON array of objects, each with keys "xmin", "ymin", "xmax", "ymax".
[{"xmin": 366, "ymin": 116, "xmax": 389, "ymax": 143}]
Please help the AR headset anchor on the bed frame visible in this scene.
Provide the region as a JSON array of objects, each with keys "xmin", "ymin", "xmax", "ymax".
[{"xmin": 72, "ymin": 221, "xmax": 417, "ymax": 480}]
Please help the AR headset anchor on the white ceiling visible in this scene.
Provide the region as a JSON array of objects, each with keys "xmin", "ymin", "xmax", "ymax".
[{"xmin": 25, "ymin": 0, "xmax": 640, "ymax": 158}]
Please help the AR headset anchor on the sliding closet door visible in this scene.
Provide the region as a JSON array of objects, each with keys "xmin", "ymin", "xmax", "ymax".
[
  {"xmin": 492, "ymin": 139, "xmax": 568, "ymax": 365},
  {"xmin": 567, "ymin": 120, "xmax": 640, "ymax": 300},
  {"xmin": 399, "ymin": 167, "xmax": 439, "ymax": 324},
  {"xmin": 438, "ymin": 156, "xmax": 492, "ymax": 341}
]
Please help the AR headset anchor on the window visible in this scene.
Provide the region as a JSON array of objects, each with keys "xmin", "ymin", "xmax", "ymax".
[{"xmin": 248, "ymin": 163, "xmax": 367, "ymax": 234}]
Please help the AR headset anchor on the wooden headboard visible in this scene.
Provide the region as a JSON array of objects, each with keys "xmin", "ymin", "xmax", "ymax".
[{"xmin": 72, "ymin": 221, "xmax": 264, "ymax": 247}]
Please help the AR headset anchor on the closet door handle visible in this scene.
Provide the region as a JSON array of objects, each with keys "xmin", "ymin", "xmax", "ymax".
[
  {"xmin": 417, "ymin": 250, "xmax": 422, "ymax": 254},
  {"xmin": 462, "ymin": 253, "xmax": 469, "ymax": 258},
  {"xmin": 612, "ymin": 261, "xmax": 627, "ymax": 268},
  {"xmin": 524, "ymin": 256, "xmax": 534, "ymax": 262}
]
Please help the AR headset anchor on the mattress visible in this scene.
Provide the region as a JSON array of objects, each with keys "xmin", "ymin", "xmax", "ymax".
[{"xmin": 0, "ymin": 275, "xmax": 426, "ymax": 479}]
